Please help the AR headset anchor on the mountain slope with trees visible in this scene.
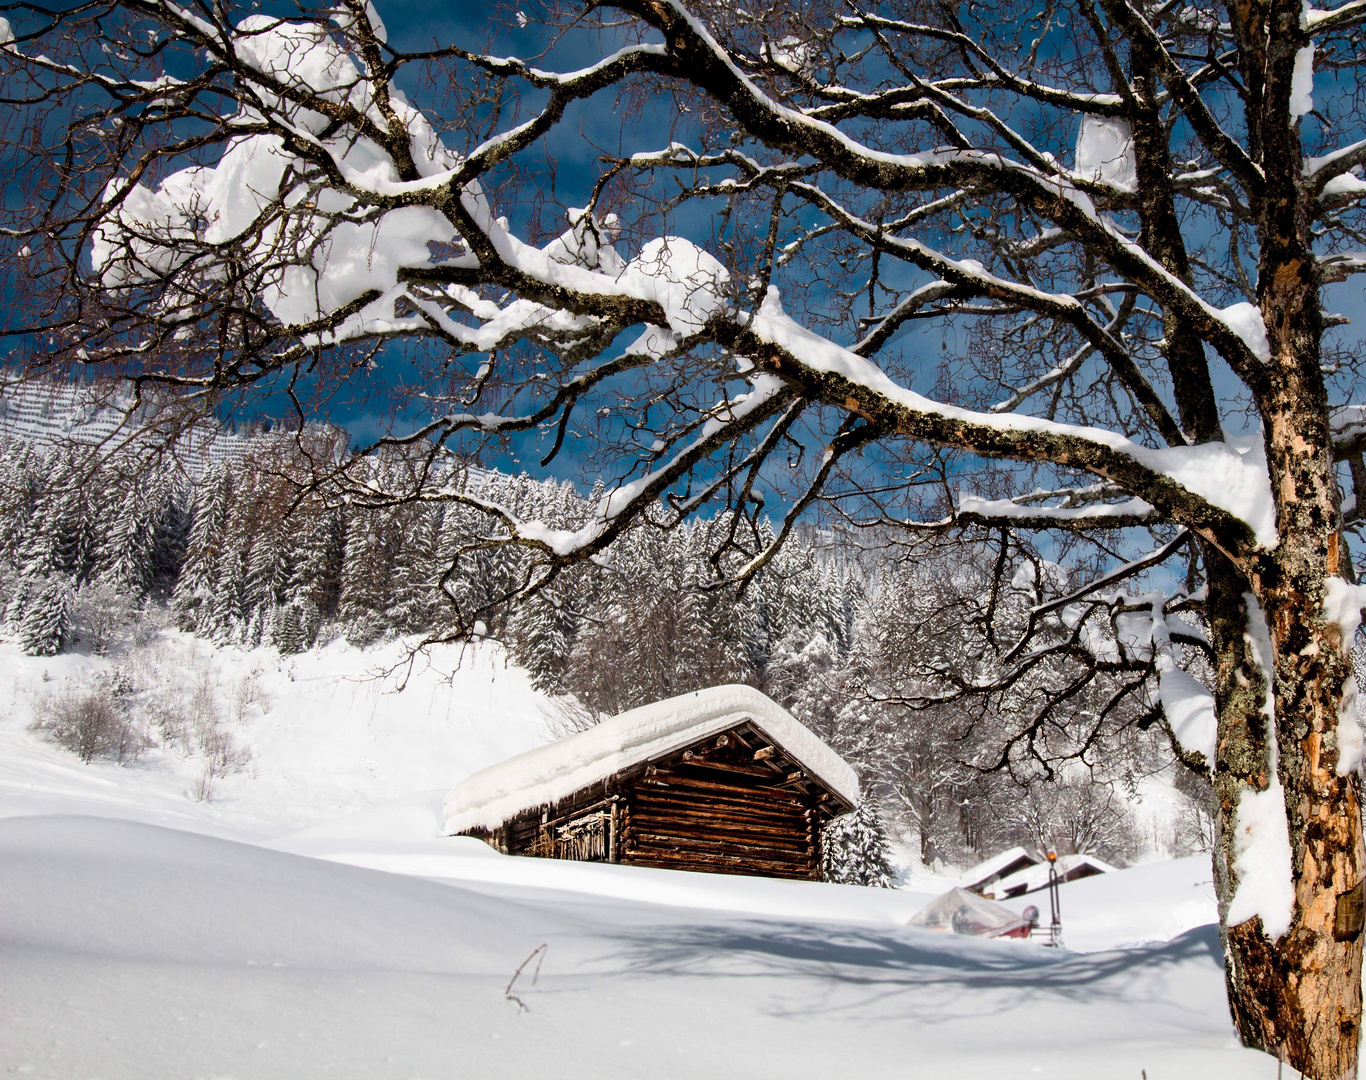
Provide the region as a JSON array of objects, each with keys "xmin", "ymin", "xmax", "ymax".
[{"xmin": 0, "ymin": 428, "xmax": 1187, "ymax": 870}]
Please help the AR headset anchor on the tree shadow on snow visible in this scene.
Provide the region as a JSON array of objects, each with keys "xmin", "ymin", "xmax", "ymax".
[{"xmin": 590, "ymin": 919, "xmax": 1224, "ymax": 1025}]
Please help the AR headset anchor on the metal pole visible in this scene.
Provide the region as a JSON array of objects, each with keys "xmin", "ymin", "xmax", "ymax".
[{"xmin": 1046, "ymin": 849, "xmax": 1062, "ymax": 948}]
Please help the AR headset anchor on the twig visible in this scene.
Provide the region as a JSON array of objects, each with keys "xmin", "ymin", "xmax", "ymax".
[{"xmin": 504, "ymin": 943, "xmax": 548, "ymax": 1012}]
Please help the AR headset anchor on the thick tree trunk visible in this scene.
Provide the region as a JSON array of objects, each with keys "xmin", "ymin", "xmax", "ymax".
[
  {"xmin": 1211, "ymin": 556, "xmax": 1364, "ymax": 1078},
  {"xmin": 1206, "ymin": 32, "xmax": 1366, "ymax": 1061},
  {"xmin": 1208, "ymin": 364, "xmax": 1365, "ymax": 1077}
]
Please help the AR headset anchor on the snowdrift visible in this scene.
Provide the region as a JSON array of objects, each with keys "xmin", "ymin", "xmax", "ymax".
[{"xmin": 1, "ymin": 815, "xmax": 1276, "ymax": 1080}]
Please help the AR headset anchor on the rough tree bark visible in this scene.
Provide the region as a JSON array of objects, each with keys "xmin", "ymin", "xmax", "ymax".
[
  {"xmin": 1234, "ymin": 363, "xmax": 1365, "ymax": 1075},
  {"xmin": 1207, "ymin": 8, "xmax": 1366, "ymax": 1067},
  {"xmin": 1211, "ymin": 546, "xmax": 1365, "ymax": 1077}
]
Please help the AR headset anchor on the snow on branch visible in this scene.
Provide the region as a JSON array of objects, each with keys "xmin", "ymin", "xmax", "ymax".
[
  {"xmin": 1331, "ymin": 405, "xmax": 1366, "ymax": 458},
  {"xmin": 834, "ymin": 9, "xmax": 1130, "ymax": 116},
  {"xmin": 597, "ymin": 0, "xmax": 1275, "ymax": 389},
  {"xmin": 1303, "ymin": 0, "xmax": 1366, "ymax": 32},
  {"xmin": 1305, "ymin": 139, "xmax": 1366, "ymax": 198},
  {"xmin": 954, "ymin": 494, "xmax": 1159, "ymax": 529},
  {"xmin": 345, "ymin": 375, "xmax": 796, "ymax": 570},
  {"xmin": 729, "ymin": 289, "xmax": 1276, "ymax": 553}
]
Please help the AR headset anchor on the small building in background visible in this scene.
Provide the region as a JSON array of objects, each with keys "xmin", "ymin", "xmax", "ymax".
[
  {"xmin": 988, "ymin": 853, "xmax": 1115, "ymax": 898},
  {"xmin": 957, "ymin": 845, "xmax": 1041, "ymax": 897},
  {"xmin": 444, "ymin": 685, "xmax": 858, "ymax": 881},
  {"xmin": 958, "ymin": 846, "xmax": 1114, "ymax": 900}
]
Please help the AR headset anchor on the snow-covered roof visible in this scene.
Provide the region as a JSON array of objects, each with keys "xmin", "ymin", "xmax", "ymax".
[
  {"xmin": 957, "ymin": 845, "xmax": 1040, "ymax": 891},
  {"xmin": 444, "ymin": 685, "xmax": 859, "ymax": 836},
  {"xmin": 990, "ymin": 853, "xmax": 1116, "ymax": 897}
]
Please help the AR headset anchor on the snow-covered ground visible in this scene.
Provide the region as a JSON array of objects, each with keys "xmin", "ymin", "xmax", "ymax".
[
  {"xmin": 0, "ymin": 634, "xmax": 552, "ymax": 837},
  {"xmin": 0, "ymin": 636, "xmax": 1277, "ymax": 1078}
]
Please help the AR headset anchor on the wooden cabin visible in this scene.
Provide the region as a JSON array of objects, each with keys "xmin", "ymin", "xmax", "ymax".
[{"xmin": 444, "ymin": 685, "xmax": 859, "ymax": 880}]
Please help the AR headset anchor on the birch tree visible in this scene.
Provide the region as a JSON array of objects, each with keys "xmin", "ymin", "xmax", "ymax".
[{"xmin": 4, "ymin": 0, "xmax": 1366, "ymax": 1071}]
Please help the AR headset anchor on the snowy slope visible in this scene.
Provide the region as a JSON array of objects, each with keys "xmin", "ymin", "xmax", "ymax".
[
  {"xmin": 0, "ymin": 629, "xmax": 1218, "ymax": 946},
  {"xmin": 273, "ymin": 790, "xmax": 1222, "ymax": 949},
  {"xmin": 2, "ymin": 814, "xmax": 1275, "ymax": 1080},
  {"xmin": 0, "ymin": 377, "xmax": 257, "ymax": 475},
  {"xmin": 0, "ymin": 635, "xmax": 553, "ymax": 836},
  {"xmin": 276, "ymin": 790, "xmax": 938, "ymax": 924}
]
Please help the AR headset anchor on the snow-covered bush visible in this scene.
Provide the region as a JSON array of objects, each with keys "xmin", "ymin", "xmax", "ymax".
[
  {"xmin": 193, "ymin": 724, "xmax": 252, "ymax": 802},
  {"xmin": 29, "ymin": 680, "xmax": 147, "ymax": 764}
]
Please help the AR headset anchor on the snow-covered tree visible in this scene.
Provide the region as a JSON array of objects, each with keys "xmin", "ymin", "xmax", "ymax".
[
  {"xmin": 388, "ymin": 506, "xmax": 445, "ymax": 634},
  {"xmin": 16, "ymin": 448, "xmax": 89, "ymax": 583},
  {"xmin": 337, "ymin": 506, "xmax": 399, "ymax": 644},
  {"xmin": 149, "ymin": 483, "xmax": 191, "ymax": 591},
  {"xmin": 72, "ymin": 579, "xmax": 137, "ymax": 655},
  {"xmin": 271, "ymin": 600, "xmax": 309, "ymax": 655},
  {"xmin": 822, "ymin": 800, "xmax": 897, "ymax": 887},
  {"xmin": 0, "ymin": 439, "xmax": 44, "ymax": 574},
  {"xmin": 507, "ymin": 591, "xmax": 577, "ymax": 693},
  {"xmin": 242, "ymin": 518, "xmax": 290, "ymax": 647},
  {"xmin": 96, "ymin": 478, "xmax": 160, "ymax": 599},
  {"xmin": 16, "ymin": 576, "xmax": 72, "ymax": 656},
  {"xmin": 173, "ymin": 469, "xmax": 234, "ymax": 632},
  {"xmin": 280, "ymin": 492, "xmax": 346, "ymax": 631},
  {"xmin": 7, "ymin": 0, "xmax": 1366, "ymax": 1068},
  {"xmin": 1008, "ymin": 778, "xmax": 1142, "ymax": 865}
]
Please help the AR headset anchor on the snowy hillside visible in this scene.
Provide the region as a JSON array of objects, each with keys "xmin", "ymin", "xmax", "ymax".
[
  {"xmin": 0, "ymin": 376, "xmax": 258, "ymax": 476},
  {"xmin": 0, "ymin": 634, "xmax": 553, "ymax": 836}
]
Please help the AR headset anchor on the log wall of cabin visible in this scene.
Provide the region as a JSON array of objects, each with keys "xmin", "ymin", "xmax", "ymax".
[
  {"xmin": 495, "ymin": 780, "xmax": 623, "ymax": 861},
  {"xmin": 621, "ymin": 762, "xmax": 822, "ymax": 880}
]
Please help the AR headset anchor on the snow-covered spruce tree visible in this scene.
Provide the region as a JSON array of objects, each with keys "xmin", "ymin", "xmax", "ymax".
[
  {"xmin": 388, "ymin": 505, "xmax": 446, "ymax": 634},
  {"xmin": 287, "ymin": 501, "xmax": 347, "ymax": 629},
  {"xmin": 507, "ymin": 591, "xmax": 577, "ymax": 693},
  {"xmin": 12, "ymin": 448, "xmax": 87, "ymax": 587},
  {"xmin": 337, "ymin": 505, "xmax": 399, "ymax": 645},
  {"xmin": 16, "ymin": 576, "xmax": 71, "ymax": 656},
  {"xmin": 202, "ymin": 548, "xmax": 246, "ymax": 645},
  {"xmin": 172, "ymin": 468, "xmax": 234, "ymax": 633},
  {"xmin": 270, "ymin": 600, "xmax": 308, "ymax": 655},
  {"xmin": 242, "ymin": 519, "xmax": 290, "ymax": 648},
  {"xmin": 94, "ymin": 473, "xmax": 161, "ymax": 599},
  {"xmin": 149, "ymin": 482, "xmax": 191, "ymax": 592},
  {"xmin": 0, "ymin": 439, "xmax": 44, "ymax": 576},
  {"xmin": 822, "ymin": 800, "xmax": 897, "ymax": 888},
  {"xmin": 9, "ymin": 0, "xmax": 1366, "ymax": 1070}
]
